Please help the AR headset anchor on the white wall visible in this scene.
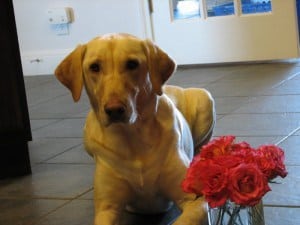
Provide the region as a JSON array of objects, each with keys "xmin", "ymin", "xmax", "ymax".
[{"xmin": 13, "ymin": 0, "xmax": 151, "ymax": 75}]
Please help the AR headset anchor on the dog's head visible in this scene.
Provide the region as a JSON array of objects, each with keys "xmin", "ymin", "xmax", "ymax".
[{"xmin": 55, "ymin": 33, "xmax": 176, "ymax": 126}]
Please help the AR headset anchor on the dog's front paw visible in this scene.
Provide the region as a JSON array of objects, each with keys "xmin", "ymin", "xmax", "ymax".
[
  {"xmin": 94, "ymin": 210, "xmax": 120, "ymax": 225},
  {"xmin": 174, "ymin": 197, "xmax": 208, "ymax": 225},
  {"xmin": 173, "ymin": 213, "xmax": 208, "ymax": 225}
]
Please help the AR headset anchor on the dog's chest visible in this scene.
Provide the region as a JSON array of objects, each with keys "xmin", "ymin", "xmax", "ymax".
[
  {"xmin": 126, "ymin": 159, "xmax": 157, "ymax": 193},
  {"xmin": 112, "ymin": 145, "xmax": 165, "ymax": 192},
  {"xmin": 85, "ymin": 112, "xmax": 175, "ymax": 193},
  {"xmin": 94, "ymin": 132, "xmax": 170, "ymax": 193}
]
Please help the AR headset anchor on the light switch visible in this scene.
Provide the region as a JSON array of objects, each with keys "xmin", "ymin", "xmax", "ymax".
[{"xmin": 47, "ymin": 8, "xmax": 72, "ymax": 24}]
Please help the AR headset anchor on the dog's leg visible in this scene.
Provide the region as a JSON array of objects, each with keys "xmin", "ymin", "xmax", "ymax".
[
  {"xmin": 94, "ymin": 206, "xmax": 120, "ymax": 225},
  {"xmin": 93, "ymin": 162, "xmax": 132, "ymax": 225},
  {"xmin": 159, "ymin": 156, "xmax": 208, "ymax": 225},
  {"xmin": 163, "ymin": 85, "xmax": 216, "ymax": 152},
  {"xmin": 174, "ymin": 197, "xmax": 208, "ymax": 225}
]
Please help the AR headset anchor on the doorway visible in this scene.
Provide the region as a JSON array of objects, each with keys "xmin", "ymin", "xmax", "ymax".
[{"xmin": 150, "ymin": 0, "xmax": 299, "ymax": 64}]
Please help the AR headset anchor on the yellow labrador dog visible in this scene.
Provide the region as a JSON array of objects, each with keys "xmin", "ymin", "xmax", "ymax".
[{"xmin": 55, "ymin": 33, "xmax": 215, "ymax": 225}]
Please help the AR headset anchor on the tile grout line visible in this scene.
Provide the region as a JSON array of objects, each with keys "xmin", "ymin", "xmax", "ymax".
[
  {"xmin": 38, "ymin": 162, "xmax": 94, "ymax": 165},
  {"xmin": 30, "ymin": 118, "xmax": 64, "ymax": 131},
  {"xmin": 27, "ymin": 187, "xmax": 94, "ymax": 225},
  {"xmin": 210, "ymin": 93, "xmax": 300, "ymax": 98},
  {"xmin": 218, "ymin": 112, "xmax": 300, "ymax": 115},
  {"xmin": 37, "ymin": 143, "xmax": 84, "ymax": 164},
  {"xmin": 275, "ymin": 126, "xmax": 300, "ymax": 146},
  {"xmin": 28, "ymin": 92, "xmax": 70, "ymax": 109},
  {"xmin": 0, "ymin": 195, "xmax": 73, "ymax": 201},
  {"xmin": 28, "ymin": 199, "xmax": 74, "ymax": 225},
  {"xmin": 30, "ymin": 115, "xmax": 87, "ymax": 120},
  {"xmin": 264, "ymin": 204, "xmax": 300, "ymax": 208},
  {"xmin": 272, "ymin": 71, "xmax": 300, "ymax": 88},
  {"xmin": 72, "ymin": 187, "xmax": 94, "ymax": 200}
]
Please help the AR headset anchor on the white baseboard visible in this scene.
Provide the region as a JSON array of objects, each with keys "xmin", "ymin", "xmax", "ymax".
[{"xmin": 21, "ymin": 49, "xmax": 72, "ymax": 76}]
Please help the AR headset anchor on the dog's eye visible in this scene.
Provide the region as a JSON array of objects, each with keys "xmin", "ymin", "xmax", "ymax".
[
  {"xmin": 89, "ymin": 63, "xmax": 101, "ymax": 73},
  {"xmin": 126, "ymin": 59, "xmax": 139, "ymax": 70}
]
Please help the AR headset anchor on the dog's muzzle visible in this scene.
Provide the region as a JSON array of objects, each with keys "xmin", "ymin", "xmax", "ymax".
[{"xmin": 104, "ymin": 101, "xmax": 127, "ymax": 123}]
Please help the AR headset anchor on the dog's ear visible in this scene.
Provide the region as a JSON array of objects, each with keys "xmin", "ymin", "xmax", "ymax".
[
  {"xmin": 143, "ymin": 40, "xmax": 176, "ymax": 95},
  {"xmin": 55, "ymin": 44, "xmax": 86, "ymax": 102}
]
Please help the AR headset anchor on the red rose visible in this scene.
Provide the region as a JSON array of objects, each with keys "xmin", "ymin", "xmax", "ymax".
[
  {"xmin": 182, "ymin": 159, "xmax": 229, "ymax": 208},
  {"xmin": 182, "ymin": 136, "xmax": 287, "ymax": 208},
  {"xmin": 181, "ymin": 160, "xmax": 204, "ymax": 196},
  {"xmin": 231, "ymin": 142, "xmax": 253, "ymax": 156},
  {"xmin": 228, "ymin": 164, "xmax": 271, "ymax": 206},
  {"xmin": 200, "ymin": 159, "xmax": 229, "ymax": 208},
  {"xmin": 214, "ymin": 155, "xmax": 244, "ymax": 169},
  {"xmin": 200, "ymin": 136, "xmax": 235, "ymax": 159},
  {"xmin": 256, "ymin": 145, "xmax": 288, "ymax": 180}
]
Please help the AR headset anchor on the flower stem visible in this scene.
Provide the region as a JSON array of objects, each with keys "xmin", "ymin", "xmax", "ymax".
[
  {"xmin": 227, "ymin": 205, "xmax": 240, "ymax": 225},
  {"xmin": 216, "ymin": 205, "xmax": 225, "ymax": 225}
]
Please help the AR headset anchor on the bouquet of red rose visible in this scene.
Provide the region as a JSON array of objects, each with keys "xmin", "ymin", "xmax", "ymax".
[{"xmin": 181, "ymin": 136, "xmax": 287, "ymax": 225}]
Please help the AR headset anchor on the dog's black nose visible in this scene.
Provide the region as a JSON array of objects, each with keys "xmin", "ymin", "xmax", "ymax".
[{"xmin": 104, "ymin": 103, "xmax": 126, "ymax": 122}]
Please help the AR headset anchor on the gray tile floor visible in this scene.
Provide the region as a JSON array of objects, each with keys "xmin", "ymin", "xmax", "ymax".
[{"xmin": 1, "ymin": 62, "xmax": 300, "ymax": 225}]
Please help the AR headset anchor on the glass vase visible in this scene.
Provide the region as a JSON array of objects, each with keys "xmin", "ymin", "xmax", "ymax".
[{"xmin": 208, "ymin": 200, "xmax": 265, "ymax": 225}]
